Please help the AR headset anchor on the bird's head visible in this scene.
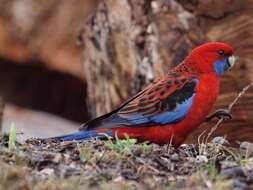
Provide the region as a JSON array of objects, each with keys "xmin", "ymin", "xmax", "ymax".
[{"xmin": 184, "ymin": 42, "xmax": 237, "ymax": 76}]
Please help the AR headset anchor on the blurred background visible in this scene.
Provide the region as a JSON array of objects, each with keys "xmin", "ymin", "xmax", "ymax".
[{"xmin": 0, "ymin": 0, "xmax": 252, "ymax": 144}]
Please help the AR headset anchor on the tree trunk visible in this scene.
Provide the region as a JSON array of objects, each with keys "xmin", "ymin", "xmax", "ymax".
[
  {"xmin": 82, "ymin": 0, "xmax": 253, "ymax": 143},
  {"xmin": 83, "ymin": 0, "xmax": 204, "ymax": 117}
]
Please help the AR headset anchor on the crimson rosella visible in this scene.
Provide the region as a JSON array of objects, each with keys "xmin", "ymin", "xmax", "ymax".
[{"xmin": 51, "ymin": 42, "xmax": 236, "ymax": 147}]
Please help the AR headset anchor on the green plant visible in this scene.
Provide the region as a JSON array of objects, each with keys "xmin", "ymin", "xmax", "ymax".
[
  {"xmin": 205, "ymin": 159, "xmax": 218, "ymax": 179},
  {"xmin": 8, "ymin": 123, "xmax": 16, "ymax": 150},
  {"xmin": 105, "ymin": 134, "xmax": 137, "ymax": 155},
  {"xmin": 138, "ymin": 141, "xmax": 153, "ymax": 153},
  {"xmin": 78, "ymin": 146, "xmax": 92, "ymax": 163}
]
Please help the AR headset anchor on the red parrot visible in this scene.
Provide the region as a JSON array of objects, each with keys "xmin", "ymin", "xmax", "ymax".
[{"xmin": 51, "ymin": 42, "xmax": 236, "ymax": 147}]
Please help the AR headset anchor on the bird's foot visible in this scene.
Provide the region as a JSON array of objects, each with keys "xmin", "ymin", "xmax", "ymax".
[{"xmin": 206, "ymin": 109, "xmax": 232, "ymax": 122}]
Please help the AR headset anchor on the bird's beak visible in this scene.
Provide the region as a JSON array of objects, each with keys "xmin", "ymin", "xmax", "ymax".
[{"xmin": 227, "ymin": 55, "xmax": 238, "ymax": 69}]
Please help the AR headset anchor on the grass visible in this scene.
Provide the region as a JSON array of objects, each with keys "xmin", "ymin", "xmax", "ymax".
[
  {"xmin": 105, "ymin": 134, "xmax": 137, "ymax": 155},
  {"xmin": 78, "ymin": 146, "xmax": 92, "ymax": 163},
  {"xmin": 8, "ymin": 123, "xmax": 16, "ymax": 150},
  {"xmin": 104, "ymin": 134, "xmax": 153, "ymax": 157},
  {"xmin": 204, "ymin": 159, "xmax": 218, "ymax": 179},
  {"xmin": 138, "ymin": 141, "xmax": 153, "ymax": 153}
]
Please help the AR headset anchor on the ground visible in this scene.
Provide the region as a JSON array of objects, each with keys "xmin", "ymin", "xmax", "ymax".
[{"xmin": 1, "ymin": 133, "xmax": 253, "ymax": 190}]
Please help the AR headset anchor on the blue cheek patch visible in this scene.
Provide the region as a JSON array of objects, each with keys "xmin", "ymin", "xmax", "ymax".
[{"xmin": 213, "ymin": 60, "xmax": 229, "ymax": 76}]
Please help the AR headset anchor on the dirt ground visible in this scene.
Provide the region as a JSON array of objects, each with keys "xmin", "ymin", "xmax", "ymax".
[{"xmin": 1, "ymin": 134, "xmax": 253, "ymax": 190}]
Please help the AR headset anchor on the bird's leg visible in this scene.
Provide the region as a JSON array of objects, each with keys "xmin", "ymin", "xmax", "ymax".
[{"xmin": 205, "ymin": 109, "xmax": 232, "ymax": 122}]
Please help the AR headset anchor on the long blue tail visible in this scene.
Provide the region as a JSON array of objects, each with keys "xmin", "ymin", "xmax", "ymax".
[{"xmin": 50, "ymin": 130, "xmax": 113, "ymax": 141}]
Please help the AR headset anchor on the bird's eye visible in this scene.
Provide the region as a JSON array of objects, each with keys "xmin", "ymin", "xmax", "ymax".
[{"xmin": 218, "ymin": 50, "xmax": 225, "ymax": 56}]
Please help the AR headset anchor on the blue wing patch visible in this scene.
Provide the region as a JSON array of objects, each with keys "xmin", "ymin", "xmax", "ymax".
[
  {"xmin": 120, "ymin": 93, "xmax": 195, "ymax": 125},
  {"xmin": 150, "ymin": 94, "xmax": 195, "ymax": 124},
  {"xmin": 84, "ymin": 77, "xmax": 198, "ymax": 130}
]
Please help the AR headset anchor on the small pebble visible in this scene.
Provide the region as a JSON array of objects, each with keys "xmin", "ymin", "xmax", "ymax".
[
  {"xmin": 53, "ymin": 153, "xmax": 62, "ymax": 163},
  {"xmin": 220, "ymin": 167, "xmax": 245, "ymax": 178},
  {"xmin": 212, "ymin": 136, "xmax": 229, "ymax": 145},
  {"xmin": 196, "ymin": 155, "xmax": 208, "ymax": 163},
  {"xmin": 233, "ymin": 179, "xmax": 247, "ymax": 188},
  {"xmin": 220, "ymin": 160, "xmax": 238, "ymax": 168},
  {"xmin": 40, "ymin": 168, "xmax": 54, "ymax": 176},
  {"xmin": 240, "ymin": 142, "xmax": 253, "ymax": 157},
  {"xmin": 171, "ymin": 153, "xmax": 179, "ymax": 161}
]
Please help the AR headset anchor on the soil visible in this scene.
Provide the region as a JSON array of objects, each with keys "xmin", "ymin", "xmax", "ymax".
[{"xmin": 1, "ymin": 135, "xmax": 253, "ymax": 190}]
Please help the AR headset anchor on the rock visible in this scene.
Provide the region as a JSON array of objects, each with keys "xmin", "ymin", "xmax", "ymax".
[
  {"xmin": 52, "ymin": 153, "xmax": 62, "ymax": 163},
  {"xmin": 39, "ymin": 168, "xmax": 54, "ymax": 177},
  {"xmin": 170, "ymin": 153, "xmax": 179, "ymax": 162},
  {"xmin": 240, "ymin": 142, "xmax": 253, "ymax": 157},
  {"xmin": 61, "ymin": 164, "xmax": 81, "ymax": 178},
  {"xmin": 233, "ymin": 179, "xmax": 247, "ymax": 188},
  {"xmin": 196, "ymin": 155, "xmax": 208, "ymax": 163},
  {"xmin": 212, "ymin": 136, "xmax": 229, "ymax": 145},
  {"xmin": 220, "ymin": 161, "xmax": 238, "ymax": 169},
  {"xmin": 220, "ymin": 167, "xmax": 245, "ymax": 178}
]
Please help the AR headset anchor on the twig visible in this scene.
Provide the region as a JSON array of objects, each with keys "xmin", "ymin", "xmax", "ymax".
[{"xmin": 205, "ymin": 81, "xmax": 253, "ymax": 144}]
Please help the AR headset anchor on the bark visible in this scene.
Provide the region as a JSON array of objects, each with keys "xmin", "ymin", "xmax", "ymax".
[
  {"xmin": 83, "ymin": 0, "xmax": 204, "ymax": 117},
  {"xmin": 82, "ymin": 0, "xmax": 253, "ymax": 143}
]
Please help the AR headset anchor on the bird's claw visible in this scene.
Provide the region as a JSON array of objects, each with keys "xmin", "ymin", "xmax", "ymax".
[{"xmin": 206, "ymin": 109, "xmax": 232, "ymax": 122}]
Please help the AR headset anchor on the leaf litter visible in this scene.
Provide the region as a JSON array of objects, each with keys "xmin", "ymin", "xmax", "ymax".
[{"xmin": 1, "ymin": 135, "xmax": 253, "ymax": 190}]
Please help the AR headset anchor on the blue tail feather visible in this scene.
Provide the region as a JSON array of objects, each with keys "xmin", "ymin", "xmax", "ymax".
[{"xmin": 50, "ymin": 130, "xmax": 113, "ymax": 141}]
